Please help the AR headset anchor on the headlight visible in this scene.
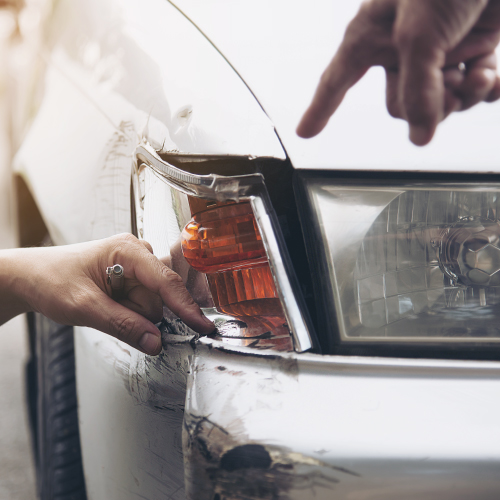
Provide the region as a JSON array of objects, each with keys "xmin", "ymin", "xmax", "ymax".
[{"xmin": 296, "ymin": 172, "xmax": 500, "ymax": 354}]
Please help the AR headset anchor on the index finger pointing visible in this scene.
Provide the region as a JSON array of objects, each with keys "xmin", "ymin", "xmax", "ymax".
[
  {"xmin": 297, "ymin": 50, "xmax": 368, "ymax": 139},
  {"xmin": 296, "ymin": 0, "xmax": 396, "ymax": 139}
]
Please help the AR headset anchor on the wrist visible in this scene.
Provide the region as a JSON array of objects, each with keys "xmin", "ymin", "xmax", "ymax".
[{"xmin": 0, "ymin": 248, "xmax": 37, "ymax": 321}]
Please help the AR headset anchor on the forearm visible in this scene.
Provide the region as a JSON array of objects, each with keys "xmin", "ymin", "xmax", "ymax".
[
  {"xmin": 0, "ymin": 248, "xmax": 34, "ymax": 325},
  {"xmin": 0, "ymin": 234, "xmax": 214, "ymax": 355}
]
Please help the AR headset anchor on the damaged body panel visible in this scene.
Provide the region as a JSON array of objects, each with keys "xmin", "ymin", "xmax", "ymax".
[
  {"xmin": 74, "ymin": 326, "xmax": 190, "ymax": 499},
  {"xmin": 14, "ymin": 0, "xmax": 286, "ymax": 498},
  {"xmin": 183, "ymin": 340, "xmax": 500, "ymax": 499}
]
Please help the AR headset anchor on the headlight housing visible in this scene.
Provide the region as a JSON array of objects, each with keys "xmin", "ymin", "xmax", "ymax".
[
  {"xmin": 132, "ymin": 144, "xmax": 316, "ymax": 353},
  {"xmin": 296, "ymin": 171, "xmax": 500, "ymax": 356}
]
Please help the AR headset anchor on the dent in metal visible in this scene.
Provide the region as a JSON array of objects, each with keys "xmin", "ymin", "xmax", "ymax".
[{"xmin": 183, "ymin": 413, "xmax": 359, "ymax": 500}]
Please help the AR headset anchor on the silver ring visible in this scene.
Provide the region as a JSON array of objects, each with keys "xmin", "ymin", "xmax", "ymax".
[
  {"xmin": 458, "ymin": 62, "xmax": 466, "ymax": 73},
  {"xmin": 106, "ymin": 264, "xmax": 125, "ymax": 291}
]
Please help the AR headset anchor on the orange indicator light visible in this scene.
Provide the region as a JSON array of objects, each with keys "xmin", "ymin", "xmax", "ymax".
[
  {"xmin": 181, "ymin": 200, "xmax": 292, "ymax": 350},
  {"xmin": 181, "ymin": 202, "xmax": 268, "ymax": 273}
]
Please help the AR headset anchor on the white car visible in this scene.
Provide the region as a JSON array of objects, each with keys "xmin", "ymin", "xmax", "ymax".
[{"xmin": 13, "ymin": 0, "xmax": 500, "ymax": 499}]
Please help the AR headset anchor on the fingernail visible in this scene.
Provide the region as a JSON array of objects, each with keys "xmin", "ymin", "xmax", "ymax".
[
  {"xmin": 139, "ymin": 332, "xmax": 162, "ymax": 355},
  {"xmin": 410, "ymin": 125, "xmax": 431, "ymax": 146}
]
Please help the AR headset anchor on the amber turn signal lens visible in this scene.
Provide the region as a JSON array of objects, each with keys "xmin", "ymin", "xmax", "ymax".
[
  {"xmin": 206, "ymin": 266, "xmax": 280, "ymax": 317},
  {"xmin": 181, "ymin": 200, "xmax": 292, "ymax": 350},
  {"xmin": 181, "ymin": 201, "xmax": 281, "ymax": 317},
  {"xmin": 181, "ymin": 202, "xmax": 268, "ymax": 273}
]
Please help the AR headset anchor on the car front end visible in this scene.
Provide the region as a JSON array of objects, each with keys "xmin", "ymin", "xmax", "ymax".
[{"xmin": 12, "ymin": 0, "xmax": 500, "ymax": 499}]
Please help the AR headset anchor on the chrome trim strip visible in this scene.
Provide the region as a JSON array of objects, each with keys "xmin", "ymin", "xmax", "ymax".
[
  {"xmin": 251, "ymin": 196, "xmax": 313, "ymax": 352},
  {"xmin": 136, "ymin": 143, "xmax": 264, "ymax": 201},
  {"xmin": 198, "ymin": 335, "xmax": 500, "ymax": 376}
]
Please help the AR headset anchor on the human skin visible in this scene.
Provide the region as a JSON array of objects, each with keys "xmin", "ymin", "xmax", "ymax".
[
  {"xmin": 0, "ymin": 233, "xmax": 215, "ymax": 356},
  {"xmin": 297, "ymin": 0, "xmax": 500, "ymax": 145}
]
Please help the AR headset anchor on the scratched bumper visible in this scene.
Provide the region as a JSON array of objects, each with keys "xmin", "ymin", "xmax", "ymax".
[{"xmin": 183, "ymin": 340, "xmax": 500, "ymax": 500}]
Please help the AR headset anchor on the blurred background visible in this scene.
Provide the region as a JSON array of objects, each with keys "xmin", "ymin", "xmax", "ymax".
[{"xmin": 0, "ymin": 0, "xmax": 46, "ymax": 498}]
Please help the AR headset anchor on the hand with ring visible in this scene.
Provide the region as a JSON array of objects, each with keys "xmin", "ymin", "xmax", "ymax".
[
  {"xmin": 0, "ymin": 233, "xmax": 215, "ymax": 356},
  {"xmin": 297, "ymin": 0, "xmax": 500, "ymax": 146}
]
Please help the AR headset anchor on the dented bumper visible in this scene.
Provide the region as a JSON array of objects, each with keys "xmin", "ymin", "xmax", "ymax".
[{"xmin": 183, "ymin": 340, "xmax": 500, "ymax": 499}]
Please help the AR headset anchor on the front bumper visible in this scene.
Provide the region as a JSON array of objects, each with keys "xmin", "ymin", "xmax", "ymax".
[{"xmin": 184, "ymin": 339, "xmax": 500, "ymax": 499}]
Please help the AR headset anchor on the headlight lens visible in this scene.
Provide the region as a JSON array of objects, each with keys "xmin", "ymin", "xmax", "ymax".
[{"xmin": 298, "ymin": 175, "xmax": 500, "ymax": 347}]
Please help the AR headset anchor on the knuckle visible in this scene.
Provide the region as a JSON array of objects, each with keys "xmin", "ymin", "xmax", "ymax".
[
  {"xmin": 113, "ymin": 233, "xmax": 139, "ymax": 250},
  {"xmin": 405, "ymin": 105, "xmax": 434, "ymax": 126},
  {"xmin": 159, "ymin": 266, "xmax": 197, "ymax": 312},
  {"xmin": 141, "ymin": 240, "xmax": 154, "ymax": 254},
  {"xmin": 393, "ymin": 26, "xmax": 412, "ymax": 50},
  {"xmin": 118, "ymin": 232, "xmax": 138, "ymax": 244},
  {"xmin": 471, "ymin": 69, "xmax": 496, "ymax": 92},
  {"xmin": 110, "ymin": 314, "xmax": 137, "ymax": 342},
  {"xmin": 160, "ymin": 266, "xmax": 184, "ymax": 287},
  {"xmin": 393, "ymin": 25, "xmax": 428, "ymax": 54},
  {"xmin": 109, "ymin": 233, "xmax": 141, "ymax": 261},
  {"xmin": 319, "ymin": 68, "xmax": 337, "ymax": 92}
]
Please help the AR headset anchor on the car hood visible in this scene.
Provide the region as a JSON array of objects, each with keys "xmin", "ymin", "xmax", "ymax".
[{"xmin": 172, "ymin": 0, "xmax": 500, "ymax": 173}]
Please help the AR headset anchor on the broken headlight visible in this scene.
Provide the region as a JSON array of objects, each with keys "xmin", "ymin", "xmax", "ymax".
[
  {"xmin": 297, "ymin": 173, "xmax": 500, "ymax": 352},
  {"xmin": 133, "ymin": 144, "xmax": 315, "ymax": 353}
]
